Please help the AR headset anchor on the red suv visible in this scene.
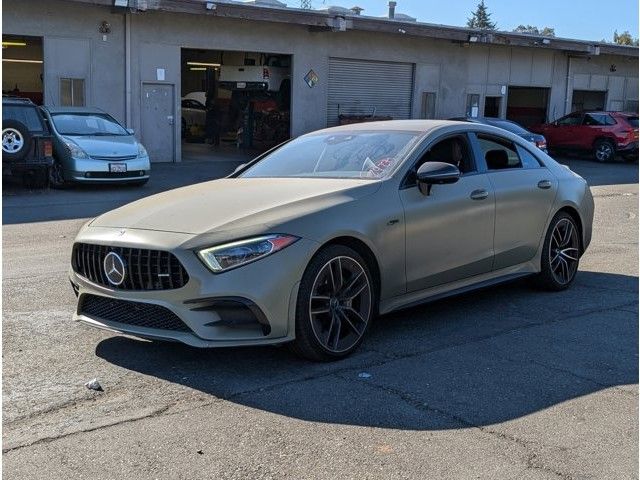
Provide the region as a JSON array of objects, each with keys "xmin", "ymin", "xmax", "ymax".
[{"xmin": 531, "ymin": 111, "xmax": 638, "ymax": 162}]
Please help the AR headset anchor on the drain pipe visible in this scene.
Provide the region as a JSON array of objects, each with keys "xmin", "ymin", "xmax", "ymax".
[
  {"xmin": 125, "ymin": 10, "xmax": 132, "ymax": 128},
  {"xmin": 564, "ymin": 54, "xmax": 573, "ymax": 116}
]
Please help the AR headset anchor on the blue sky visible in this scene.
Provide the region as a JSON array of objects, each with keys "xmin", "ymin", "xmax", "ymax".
[{"xmin": 306, "ymin": 0, "xmax": 639, "ymax": 42}]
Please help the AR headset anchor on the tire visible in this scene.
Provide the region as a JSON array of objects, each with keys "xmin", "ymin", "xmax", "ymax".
[
  {"xmin": 49, "ymin": 161, "xmax": 71, "ymax": 189},
  {"xmin": 290, "ymin": 245, "xmax": 376, "ymax": 361},
  {"xmin": 533, "ymin": 212, "xmax": 581, "ymax": 291},
  {"xmin": 593, "ymin": 139, "xmax": 615, "ymax": 163},
  {"xmin": 2, "ymin": 120, "xmax": 32, "ymax": 162}
]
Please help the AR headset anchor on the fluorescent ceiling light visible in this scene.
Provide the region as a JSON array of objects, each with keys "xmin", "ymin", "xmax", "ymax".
[
  {"xmin": 190, "ymin": 67, "xmax": 207, "ymax": 71},
  {"xmin": 186, "ymin": 61, "xmax": 220, "ymax": 67},
  {"xmin": 3, "ymin": 58, "xmax": 43, "ymax": 64},
  {"xmin": 114, "ymin": 0, "xmax": 128, "ymax": 6},
  {"xmin": 2, "ymin": 41, "xmax": 27, "ymax": 47}
]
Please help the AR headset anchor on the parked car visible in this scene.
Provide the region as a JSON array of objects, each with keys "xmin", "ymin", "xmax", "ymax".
[
  {"xmin": 181, "ymin": 97, "xmax": 207, "ymax": 139},
  {"xmin": 450, "ymin": 116, "xmax": 548, "ymax": 152},
  {"xmin": 530, "ymin": 111, "xmax": 639, "ymax": 162},
  {"xmin": 2, "ymin": 96, "xmax": 54, "ymax": 188},
  {"xmin": 219, "ymin": 55, "xmax": 290, "ymax": 93},
  {"xmin": 40, "ymin": 106, "xmax": 151, "ymax": 187},
  {"xmin": 70, "ymin": 120, "xmax": 593, "ymax": 361}
]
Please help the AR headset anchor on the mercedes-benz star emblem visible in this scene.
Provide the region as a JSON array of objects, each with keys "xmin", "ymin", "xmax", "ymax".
[{"xmin": 103, "ymin": 251, "xmax": 126, "ymax": 286}]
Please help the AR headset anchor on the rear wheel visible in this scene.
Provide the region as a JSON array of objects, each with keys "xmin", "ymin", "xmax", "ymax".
[
  {"xmin": 290, "ymin": 245, "xmax": 375, "ymax": 361},
  {"xmin": 593, "ymin": 139, "xmax": 615, "ymax": 163},
  {"xmin": 534, "ymin": 212, "xmax": 580, "ymax": 291},
  {"xmin": 2, "ymin": 120, "xmax": 32, "ymax": 162}
]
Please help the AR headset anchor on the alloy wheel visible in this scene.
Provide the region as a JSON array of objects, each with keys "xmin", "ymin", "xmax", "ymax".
[
  {"xmin": 595, "ymin": 142, "xmax": 613, "ymax": 162},
  {"xmin": 309, "ymin": 255, "xmax": 371, "ymax": 353},
  {"xmin": 549, "ymin": 218, "xmax": 579, "ymax": 285},
  {"xmin": 2, "ymin": 128, "xmax": 24, "ymax": 153}
]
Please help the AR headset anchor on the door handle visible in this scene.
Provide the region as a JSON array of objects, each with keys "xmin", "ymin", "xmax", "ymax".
[
  {"xmin": 537, "ymin": 180, "xmax": 552, "ymax": 189},
  {"xmin": 470, "ymin": 189, "xmax": 489, "ymax": 200}
]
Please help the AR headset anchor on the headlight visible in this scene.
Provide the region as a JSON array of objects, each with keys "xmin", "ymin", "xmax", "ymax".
[
  {"xmin": 137, "ymin": 143, "xmax": 148, "ymax": 157},
  {"xmin": 197, "ymin": 234, "xmax": 299, "ymax": 273},
  {"xmin": 64, "ymin": 141, "xmax": 89, "ymax": 159}
]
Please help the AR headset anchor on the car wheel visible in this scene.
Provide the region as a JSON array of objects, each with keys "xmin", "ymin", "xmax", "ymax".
[
  {"xmin": 593, "ymin": 139, "xmax": 615, "ymax": 163},
  {"xmin": 534, "ymin": 212, "xmax": 580, "ymax": 291},
  {"xmin": 49, "ymin": 161, "xmax": 71, "ymax": 189},
  {"xmin": 290, "ymin": 245, "xmax": 375, "ymax": 361},
  {"xmin": 2, "ymin": 120, "xmax": 32, "ymax": 162}
]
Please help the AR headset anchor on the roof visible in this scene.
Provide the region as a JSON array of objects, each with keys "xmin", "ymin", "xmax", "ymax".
[
  {"xmin": 311, "ymin": 119, "xmax": 469, "ymax": 134},
  {"xmin": 64, "ymin": 0, "xmax": 638, "ymax": 58},
  {"xmin": 2, "ymin": 96, "xmax": 36, "ymax": 105},
  {"xmin": 43, "ymin": 106, "xmax": 107, "ymax": 114}
]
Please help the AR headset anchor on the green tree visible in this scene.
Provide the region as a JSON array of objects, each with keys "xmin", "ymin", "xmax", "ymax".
[
  {"xmin": 467, "ymin": 0, "xmax": 497, "ymax": 30},
  {"xmin": 513, "ymin": 25, "xmax": 555, "ymax": 37},
  {"xmin": 300, "ymin": 0, "xmax": 312, "ymax": 8},
  {"xmin": 613, "ymin": 30, "xmax": 639, "ymax": 46}
]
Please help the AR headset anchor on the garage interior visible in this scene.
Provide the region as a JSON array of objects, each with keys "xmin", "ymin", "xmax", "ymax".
[
  {"xmin": 506, "ymin": 86, "xmax": 550, "ymax": 127},
  {"xmin": 2, "ymin": 35, "xmax": 43, "ymax": 105},
  {"xmin": 571, "ymin": 90, "xmax": 607, "ymax": 112},
  {"xmin": 180, "ymin": 48, "xmax": 291, "ymax": 161}
]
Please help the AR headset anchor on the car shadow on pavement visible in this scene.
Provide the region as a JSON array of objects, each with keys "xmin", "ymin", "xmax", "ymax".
[{"xmin": 95, "ymin": 271, "xmax": 638, "ymax": 430}]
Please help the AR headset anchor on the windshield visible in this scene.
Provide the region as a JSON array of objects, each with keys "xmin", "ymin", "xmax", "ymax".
[
  {"xmin": 241, "ymin": 131, "xmax": 421, "ymax": 179},
  {"xmin": 50, "ymin": 113, "xmax": 129, "ymax": 136},
  {"xmin": 484, "ymin": 119, "xmax": 529, "ymax": 135}
]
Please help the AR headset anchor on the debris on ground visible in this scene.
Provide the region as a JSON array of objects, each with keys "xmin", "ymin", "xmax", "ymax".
[
  {"xmin": 84, "ymin": 378, "xmax": 104, "ymax": 392},
  {"xmin": 358, "ymin": 372, "xmax": 372, "ymax": 379}
]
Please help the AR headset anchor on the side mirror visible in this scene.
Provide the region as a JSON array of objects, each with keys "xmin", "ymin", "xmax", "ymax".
[
  {"xmin": 126, "ymin": 128, "xmax": 135, "ymax": 135},
  {"xmin": 416, "ymin": 161, "xmax": 460, "ymax": 196}
]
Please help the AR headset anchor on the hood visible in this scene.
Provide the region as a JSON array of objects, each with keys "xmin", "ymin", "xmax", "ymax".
[
  {"xmin": 65, "ymin": 135, "xmax": 138, "ymax": 158},
  {"xmin": 90, "ymin": 177, "xmax": 380, "ymax": 235}
]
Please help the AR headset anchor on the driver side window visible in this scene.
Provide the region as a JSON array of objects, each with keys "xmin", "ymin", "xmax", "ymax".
[
  {"xmin": 415, "ymin": 135, "xmax": 475, "ymax": 174},
  {"xmin": 557, "ymin": 113, "xmax": 583, "ymax": 126}
]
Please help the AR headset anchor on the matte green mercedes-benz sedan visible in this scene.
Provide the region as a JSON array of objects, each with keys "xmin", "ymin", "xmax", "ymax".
[{"xmin": 69, "ymin": 120, "xmax": 594, "ymax": 361}]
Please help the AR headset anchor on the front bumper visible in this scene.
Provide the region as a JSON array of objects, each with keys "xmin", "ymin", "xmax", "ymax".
[
  {"xmin": 69, "ymin": 227, "xmax": 318, "ymax": 347},
  {"xmin": 66, "ymin": 155, "xmax": 150, "ymax": 183}
]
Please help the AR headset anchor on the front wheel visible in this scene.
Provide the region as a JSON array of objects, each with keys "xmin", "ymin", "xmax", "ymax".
[
  {"xmin": 593, "ymin": 139, "xmax": 615, "ymax": 163},
  {"xmin": 290, "ymin": 245, "xmax": 375, "ymax": 361},
  {"xmin": 534, "ymin": 212, "xmax": 581, "ymax": 291}
]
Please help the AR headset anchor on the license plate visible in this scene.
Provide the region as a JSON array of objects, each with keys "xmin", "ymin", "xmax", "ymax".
[
  {"xmin": 109, "ymin": 163, "xmax": 127, "ymax": 173},
  {"xmin": 236, "ymin": 82, "xmax": 246, "ymax": 89}
]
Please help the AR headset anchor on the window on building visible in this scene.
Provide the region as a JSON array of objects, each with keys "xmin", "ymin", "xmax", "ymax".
[
  {"xmin": 476, "ymin": 134, "xmax": 522, "ymax": 170},
  {"xmin": 60, "ymin": 78, "xmax": 85, "ymax": 107},
  {"xmin": 466, "ymin": 94, "xmax": 480, "ymax": 118},
  {"xmin": 421, "ymin": 92, "xmax": 437, "ymax": 119},
  {"xmin": 625, "ymin": 100, "xmax": 639, "ymax": 113}
]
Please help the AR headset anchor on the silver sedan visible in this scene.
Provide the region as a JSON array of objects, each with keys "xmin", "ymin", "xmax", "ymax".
[{"xmin": 69, "ymin": 120, "xmax": 594, "ymax": 361}]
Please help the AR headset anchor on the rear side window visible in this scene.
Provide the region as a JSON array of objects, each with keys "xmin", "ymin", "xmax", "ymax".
[
  {"xmin": 476, "ymin": 134, "xmax": 522, "ymax": 170},
  {"xmin": 2, "ymin": 105, "xmax": 45, "ymax": 133},
  {"xmin": 516, "ymin": 145, "xmax": 544, "ymax": 168},
  {"xmin": 584, "ymin": 113, "xmax": 616, "ymax": 126},
  {"xmin": 626, "ymin": 116, "xmax": 639, "ymax": 128}
]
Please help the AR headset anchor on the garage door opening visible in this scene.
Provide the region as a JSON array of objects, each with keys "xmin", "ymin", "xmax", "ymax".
[
  {"xmin": 327, "ymin": 58, "xmax": 414, "ymax": 127},
  {"xmin": 506, "ymin": 86, "xmax": 549, "ymax": 127},
  {"xmin": 571, "ymin": 90, "xmax": 606, "ymax": 112},
  {"xmin": 180, "ymin": 48, "xmax": 291, "ymax": 161},
  {"xmin": 2, "ymin": 35, "xmax": 43, "ymax": 105},
  {"xmin": 484, "ymin": 96, "xmax": 501, "ymax": 117}
]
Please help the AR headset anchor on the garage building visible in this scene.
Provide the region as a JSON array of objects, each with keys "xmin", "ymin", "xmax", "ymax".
[{"xmin": 3, "ymin": 0, "xmax": 638, "ymax": 162}]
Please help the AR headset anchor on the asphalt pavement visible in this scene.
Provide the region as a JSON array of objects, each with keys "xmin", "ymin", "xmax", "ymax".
[{"xmin": 2, "ymin": 155, "xmax": 638, "ymax": 479}]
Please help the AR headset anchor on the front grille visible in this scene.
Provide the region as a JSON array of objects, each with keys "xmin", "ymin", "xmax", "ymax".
[
  {"xmin": 79, "ymin": 294, "xmax": 191, "ymax": 332},
  {"xmin": 86, "ymin": 171, "xmax": 146, "ymax": 179},
  {"xmin": 72, "ymin": 243, "xmax": 189, "ymax": 290},
  {"xmin": 91, "ymin": 155, "xmax": 138, "ymax": 161}
]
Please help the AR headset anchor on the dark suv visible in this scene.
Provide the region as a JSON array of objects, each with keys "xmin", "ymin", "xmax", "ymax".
[
  {"xmin": 2, "ymin": 96, "xmax": 54, "ymax": 187},
  {"xmin": 531, "ymin": 111, "xmax": 638, "ymax": 163}
]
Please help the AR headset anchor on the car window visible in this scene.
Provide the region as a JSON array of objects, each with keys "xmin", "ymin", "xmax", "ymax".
[
  {"xmin": 50, "ymin": 113, "xmax": 129, "ymax": 136},
  {"xmin": 241, "ymin": 130, "xmax": 422, "ymax": 180},
  {"xmin": 2, "ymin": 105, "xmax": 45, "ymax": 132},
  {"xmin": 556, "ymin": 114, "xmax": 582, "ymax": 126},
  {"xmin": 415, "ymin": 135, "xmax": 475, "ymax": 175},
  {"xmin": 516, "ymin": 145, "xmax": 543, "ymax": 168},
  {"xmin": 476, "ymin": 134, "xmax": 522, "ymax": 170},
  {"xmin": 625, "ymin": 116, "xmax": 638, "ymax": 128},
  {"xmin": 583, "ymin": 113, "xmax": 613, "ymax": 126}
]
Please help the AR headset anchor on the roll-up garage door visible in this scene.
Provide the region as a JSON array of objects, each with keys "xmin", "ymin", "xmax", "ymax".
[{"xmin": 327, "ymin": 58, "xmax": 414, "ymax": 126}]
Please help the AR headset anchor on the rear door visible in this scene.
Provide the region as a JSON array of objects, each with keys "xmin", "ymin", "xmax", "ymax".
[{"xmin": 471, "ymin": 132, "xmax": 557, "ymax": 270}]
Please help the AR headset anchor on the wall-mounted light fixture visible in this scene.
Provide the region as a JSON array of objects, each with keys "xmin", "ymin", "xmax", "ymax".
[
  {"xmin": 468, "ymin": 35, "xmax": 479, "ymax": 43},
  {"xmin": 99, "ymin": 21, "xmax": 112, "ymax": 34},
  {"xmin": 541, "ymin": 38, "xmax": 551, "ymax": 45},
  {"xmin": 113, "ymin": 0, "xmax": 128, "ymax": 7},
  {"xmin": 206, "ymin": 2, "xmax": 216, "ymax": 10},
  {"xmin": 2, "ymin": 41, "xmax": 27, "ymax": 48},
  {"xmin": 186, "ymin": 61, "xmax": 221, "ymax": 67}
]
